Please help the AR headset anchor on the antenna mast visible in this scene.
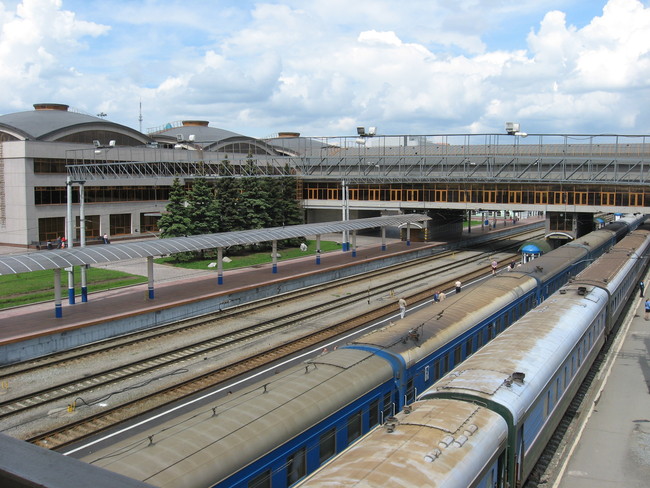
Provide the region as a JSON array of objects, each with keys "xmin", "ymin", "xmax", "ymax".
[{"xmin": 138, "ymin": 99, "xmax": 143, "ymax": 133}]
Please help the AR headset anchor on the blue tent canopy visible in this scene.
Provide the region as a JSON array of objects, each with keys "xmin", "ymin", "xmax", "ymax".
[{"xmin": 521, "ymin": 244, "xmax": 542, "ymax": 254}]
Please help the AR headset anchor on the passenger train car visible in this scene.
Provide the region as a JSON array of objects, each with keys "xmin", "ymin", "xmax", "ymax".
[
  {"xmin": 76, "ymin": 215, "xmax": 645, "ymax": 488},
  {"xmin": 301, "ymin": 225, "xmax": 650, "ymax": 488}
]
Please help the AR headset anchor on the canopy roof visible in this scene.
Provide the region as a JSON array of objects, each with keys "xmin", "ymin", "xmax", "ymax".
[{"xmin": 0, "ymin": 215, "xmax": 430, "ymax": 275}]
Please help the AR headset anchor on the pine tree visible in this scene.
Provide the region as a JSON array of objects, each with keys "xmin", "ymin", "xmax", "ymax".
[
  {"xmin": 214, "ymin": 157, "xmax": 245, "ymax": 232},
  {"xmin": 238, "ymin": 156, "xmax": 271, "ymax": 230},
  {"xmin": 158, "ymin": 177, "xmax": 191, "ymax": 238},
  {"xmin": 187, "ymin": 177, "xmax": 220, "ymax": 235}
]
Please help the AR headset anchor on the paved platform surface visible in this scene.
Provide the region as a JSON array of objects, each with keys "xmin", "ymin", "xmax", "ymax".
[
  {"xmin": 554, "ymin": 280, "xmax": 650, "ymax": 487},
  {"xmin": 0, "ymin": 220, "xmax": 533, "ymax": 345},
  {"xmin": 0, "ymin": 234, "xmax": 419, "ymax": 343}
]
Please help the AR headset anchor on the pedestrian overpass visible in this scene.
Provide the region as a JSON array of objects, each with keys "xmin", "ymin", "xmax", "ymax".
[{"xmin": 65, "ymin": 132, "xmax": 650, "ymax": 242}]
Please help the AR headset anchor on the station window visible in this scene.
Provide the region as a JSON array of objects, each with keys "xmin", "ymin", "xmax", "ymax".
[
  {"xmin": 286, "ymin": 448, "xmax": 306, "ymax": 485},
  {"xmin": 248, "ymin": 470, "xmax": 270, "ymax": 488},
  {"xmin": 434, "ymin": 189, "xmax": 447, "ymax": 202},
  {"xmin": 319, "ymin": 428, "xmax": 336, "ymax": 465},
  {"xmin": 347, "ymin": 411, "xmax": 362, "ymax": 444}
]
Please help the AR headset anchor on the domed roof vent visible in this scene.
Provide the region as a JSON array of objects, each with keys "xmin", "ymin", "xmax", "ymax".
[
  {"xmin": 33, "ymin": 103, "xmax": 69, "ymax": 111},
  {"xmin": 182, "ymin": 120, "xmax": 209, "ymax": 127}
]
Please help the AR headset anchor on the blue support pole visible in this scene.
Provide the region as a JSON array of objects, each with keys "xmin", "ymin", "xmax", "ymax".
[
  {"xmin": 147, "ymin": 256, "xmax": 155, "ymax": 299},
  {"xmin": 218, "ymin": 247, "xmax": 224, "ymax": 285},
  {"xmin": 272, "ymin": 240, "xmax": 278, "ymax": 273},
  {"xmin": 54, "ymin": 268, "xmax": 62, "ymax": 318}
]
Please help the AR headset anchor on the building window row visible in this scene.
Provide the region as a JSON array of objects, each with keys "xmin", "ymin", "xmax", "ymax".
[
  {"xmin": 35, "ymin": 186, "xmax": 170, "ymax": 205},
  {"xmin": 304, "ymin": 183, "xmax": 649, "ymax": 207}
]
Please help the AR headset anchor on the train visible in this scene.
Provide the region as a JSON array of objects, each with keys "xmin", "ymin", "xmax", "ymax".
[
  {"xmin": 75, "ymin": 214, "xmax": 646, "ymax": 488},
  {"xmin": 301, "ymin": 224, "xmax": 650, "ymax": 488}
]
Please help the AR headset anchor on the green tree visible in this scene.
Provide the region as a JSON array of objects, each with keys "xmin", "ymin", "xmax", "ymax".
[
  {"xmin": 187, "ymin": 177, "xmax": 220, "ymax": 235},
  {"xmin": 238, "ymin": 156, "xmax": 271, "ymax": 230},
  {"xmin": 214, "ymin": 157, "xmax": 245, "ymax": 232},
  {"xmin": 158, "ymin": 177, "xmax": 191, "ymax": 238}
]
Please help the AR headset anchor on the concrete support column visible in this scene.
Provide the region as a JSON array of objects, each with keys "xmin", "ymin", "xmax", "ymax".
[
  {"xmin": 54, "ymin": 268, "xmax": 62, "ymax": 318},
  {"xmin": 351, "ymin": 231, "xmax": 357, "ymax": 257},
  {"xmin": 79, "ymin": 183, "xmax": 88, "ymax": 302},
  {"xmin": 66, "ymin": 177, "xmax": 75, "ymax": 305},
  {"xmin": 315, "ymin": 235, "xmax": 321, "ymax": 265},
  {"xmin": 406, "ymin": 223, "xmax": 411, "ymax": 246},
  {"xmin": 381, "ymin": 227, "xmax": 387, "ymax": 251},
  {"xmin": 147, "ymin": 256, "xmax": 154, "ymax": 299},
  {"xmin": 467, "ymin": 210, "xmax": 471, "ymax": 234}
]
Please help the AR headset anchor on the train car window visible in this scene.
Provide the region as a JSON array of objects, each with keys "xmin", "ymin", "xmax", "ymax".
[
  {"xmin": 544, "ymin": 390, "xmax": 552, "ymax": 418},
  {"xmin": 564, "ymin": 365, "xmax": 568, "ymax": 389},
  {"xmin": 287, "ymin": 447, "xmax": 306, "ymax": 485},
  {"xmin": 572, "ymin": 355, "xmax": 576, "ymax": 376},
  {"xmin": 424, "ymin": 365, "xmax": 430, "ymax": 382},
  {"xmin": 347, "ymin": 411, "xmax": 363, "ymax": 444},
  {"xmin": 434, "ymin": 360, "xmax": 441, "ymax": 381},
  {"xmin": 407, "ymin": 379, "xmax": 415, "ymax": 404},
  {"xmin": 465, "ymin": 337, "xmax": 473, "ymax": 357},
  {"xmin": 369, "ymin": 399, "xmax": 380, "ymax": 428},
  {"xmin": 453, "ymin": 345, "xmax": 462, "ymax": 366},
  {"xmin": 443, "ymin": 354, "xmax": 449, "ymax": 375},
  {"xmin": 383, "ymin": 392, "xmax": 393, "ymax": 420},
  {"xmin": 488, "ymin": 323, "xmax": 496, "ymax": 340},
  {"xmin": 556, "ymin": 377, "xmax": 561, "ymax": 401},
  {"xmin": 477, "ymin": 331, "xmax": 484, "ymax": 349},
  {"xmin": 248, "ymin": 470, "xmax": 271, "ymax": 488},
  {"xmin": 319, "ymin": 428, "xmax": 336, "ymax": 465},
  {"xmin": 577, "ymin": 346, "xmax": 582, "ymax": 367}
]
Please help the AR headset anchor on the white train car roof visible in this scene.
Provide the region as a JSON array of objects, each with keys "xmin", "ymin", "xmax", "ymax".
[
  {"xmin": 81, "ymin": 348, "xmax": 392, "ymax": 488},
  {"xmin": 421, "ymin": 285, "xmax": 609, "ymax": 425},
  {"xmin": 572, "ymin": 228, "xmax": 650, "ymax": 294},
  {"xmin": 349, "ymin": 271, "xmax": 538, "ymax": 366},
  {"xmin": 301, "ymin": 398, "xmax": 507, "ymax": 488}
]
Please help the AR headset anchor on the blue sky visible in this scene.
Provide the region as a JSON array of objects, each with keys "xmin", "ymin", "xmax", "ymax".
[{"xmin": 1, "ymin": 0, "xmax": 649, "ymax": 137}]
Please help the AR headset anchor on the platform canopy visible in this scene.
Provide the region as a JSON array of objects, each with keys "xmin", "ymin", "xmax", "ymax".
[{"xmin": 0, "ymin": 214, "xmax": 430, "ymax": 275}]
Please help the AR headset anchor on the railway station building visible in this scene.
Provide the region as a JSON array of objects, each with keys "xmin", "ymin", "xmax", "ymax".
[{"xmin": 0, "ymin": 103, "xmax": 285, "ymax": 247}]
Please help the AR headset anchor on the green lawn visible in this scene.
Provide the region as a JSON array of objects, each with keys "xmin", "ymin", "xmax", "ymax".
[
  {"xmin": 0, "ymin": 239, "xmax": 341, "ymax": 309},
  {"xmin": 0, "ymin": 267, "xmax": 147, "ymax": 309},
  {"xmin": 154, "ymin": 239, "xmax": 341, "ymax": 269}
]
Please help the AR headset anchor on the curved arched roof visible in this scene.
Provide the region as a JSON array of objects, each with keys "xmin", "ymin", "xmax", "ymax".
[
  {"xmin": 0, "ymin": 104, "xmax": 150, "ymax": 144},
  {"xmin": 0, "ymin": 215, "xmax": 431, "ymax": 275}
]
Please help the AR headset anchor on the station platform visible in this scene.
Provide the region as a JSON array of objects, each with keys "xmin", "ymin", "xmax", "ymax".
[
  {"xmin": 0, "ymin": 237, "xmax": 429, "ymax": 349},
  {"xmin": 0, "ymin": 218, "xmax": 540, "ymax": 366},
  {"xmin": 554, "ymin": 283, "xmax": 650, "ymax": 487}
]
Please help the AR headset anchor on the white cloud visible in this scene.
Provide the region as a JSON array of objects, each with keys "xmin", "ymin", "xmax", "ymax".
[{"xmin": 1, "ymin": 0, "xmax": 650, "ymax": 135}]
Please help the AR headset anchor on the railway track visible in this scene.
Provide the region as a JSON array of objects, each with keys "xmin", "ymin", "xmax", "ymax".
[{"xmin": 0, "ymin": 229, "xmax": 541, "ymax": 449}]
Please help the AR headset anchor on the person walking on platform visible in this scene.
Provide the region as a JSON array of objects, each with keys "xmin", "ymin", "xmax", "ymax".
[
  {"xmin": 398, "ymin": 297, "xmax": 407, "ymax": 319},
  {"xmin": 645, "ymin": 298, "xmax": 650, "ymax": 321},
  {"xmin": 433, "ymin": 291, "xmax": 440, "ymax": 303},
  {"xmin": 439, "ymin": 290, "xmax": 446, "ymax": 301},
  {"xmin": 639, "ymin": 281, "xmax": 645, "ymax": 297},
  {"xmin": 491, "ymin": 260, "xmax": 498, "ymax": 275},
  {"xmin": 455, "ymin": 280, "xmax": 462, "ymax": 294}
]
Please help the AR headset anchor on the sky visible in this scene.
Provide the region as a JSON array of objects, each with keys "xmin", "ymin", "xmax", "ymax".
[{"xmin": 1, "ymin": 0, "xmax": 650, "ymax": 138}]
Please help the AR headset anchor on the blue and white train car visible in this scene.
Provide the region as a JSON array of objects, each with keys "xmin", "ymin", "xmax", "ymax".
[
  {"xmin": 301, "ymin": 226, "xmax": 650, "ymax": 488},
  {"xmin": 76, "ymin": 217, "xmax": 646, "ymax": 488}
]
